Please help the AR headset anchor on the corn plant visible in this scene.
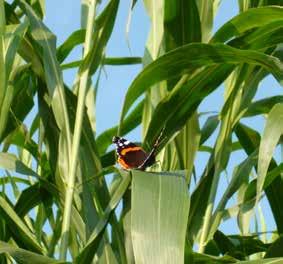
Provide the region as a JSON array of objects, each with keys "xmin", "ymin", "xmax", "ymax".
[{"xmin": 0, "ymin": 0, "xmax": 282, "ymax": 263}]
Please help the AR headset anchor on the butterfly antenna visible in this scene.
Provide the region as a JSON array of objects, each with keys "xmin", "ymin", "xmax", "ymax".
[
  {"xmin": 138, "ymin": 126, "xmax": 166, "ymax": 171},
  {"xmin": 153, "ymin": 126, "xmax": 166, "ymax": 149}
]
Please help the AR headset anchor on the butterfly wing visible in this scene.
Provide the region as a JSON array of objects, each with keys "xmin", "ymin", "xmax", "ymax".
[
  {"xmin": 113, "ymin": 136, "xmax": 148, "ymax": 169},
  {"xmin": 121, "ymin": 148, "xmax": 148, "ymax": 169}
]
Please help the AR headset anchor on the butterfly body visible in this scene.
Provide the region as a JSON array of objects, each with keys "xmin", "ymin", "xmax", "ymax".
[{"xmin": 112, "ymin": 136, "xmax": 156, "ymax": 170}]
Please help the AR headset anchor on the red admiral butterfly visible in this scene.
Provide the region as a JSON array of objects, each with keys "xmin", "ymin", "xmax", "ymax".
[{"xmin": 113, "ymin": 129, "xmax": 164, "ymax": 170}]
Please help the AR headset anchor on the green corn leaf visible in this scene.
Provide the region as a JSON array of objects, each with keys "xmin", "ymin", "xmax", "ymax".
[
  {"xmin": 257, "ymin": 103, "xmax": 283, "ymax": 202},
  {"xmin": 0, "ymin": 240, "xmax": 67, "ymax": 264},
  {"xmin": 75, "ymin": 170, "xmax": 131, "ymax": 263},
  {"xmin": 120, "ymin": 43, "xmax": 283, "ymax": 126},
  {"xmin": 211, "ymin": 6, "xmax": 283, "ymax": 43},
  {"xmin": 0, "ymin": 196, "xmax": 43, "ymax": 254},
  {"xmin": 131, "ymin": 170, "xmax": 189, "ymax": 264},
  {"xmin": 0, "ymin": 152, "xmax": 39, "ymax": 177}
]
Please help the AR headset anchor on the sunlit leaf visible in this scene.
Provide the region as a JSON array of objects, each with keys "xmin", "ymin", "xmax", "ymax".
[
  {"xmin": 120, "ymin": 43, "xmax": 283, "ymax": 126},
  {"xmin": 211, "ymin": 6, "xmax": 283, "ymax": 43},
  {"xmin": 131, "ymin": 170, "xmax": 189, "ymax": 264},
  {"xmin": 257, "ymin": 103, "xmax": 283, "ymax": 202}
]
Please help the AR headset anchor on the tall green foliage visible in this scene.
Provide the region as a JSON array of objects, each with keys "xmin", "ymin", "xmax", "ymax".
[{"xmin": 0, "ymin": 0, "xmax": 282, "ymax": 263}]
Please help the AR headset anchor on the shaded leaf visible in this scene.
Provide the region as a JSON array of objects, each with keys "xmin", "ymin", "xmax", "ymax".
[
  {"xmin": 0, "ymin": 196, "xmax": 43, "ymax": 253},
  {"xmin": 265, "ymin": 235, "xmax": 283, "ymax": 258},
  {"xmin": 0, "ymin": 240, "xmax": 67, "ymax": 264}
]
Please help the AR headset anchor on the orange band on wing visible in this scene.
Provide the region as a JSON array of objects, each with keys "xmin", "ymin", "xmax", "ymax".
[
  {"xmin": 121, "ymin": 146, "xmax": 142, "ymax": 156},
  {"xmin": 118, "ymin": 157, "xmax": 131, "ymax": 169}
]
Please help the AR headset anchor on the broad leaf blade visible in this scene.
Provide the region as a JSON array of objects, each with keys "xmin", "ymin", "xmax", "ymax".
[
  {"xmin": 257, "ymin": 103, "xmax": 283, "ymax": 202},
  {"xmin": 131, "ymin": 170, "xmax": 189, "ymax": 264}
]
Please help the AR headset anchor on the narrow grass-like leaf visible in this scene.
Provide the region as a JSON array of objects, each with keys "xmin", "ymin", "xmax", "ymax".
[
  {"xmin": 57, "ymin": 29, "xmax": 85, "ymax": 63},
  {"xmin": 119, "ymin": 189, "xmax": 134, "ymax": 264},
  {"xmin": 0, "ymin": 6, "xmax": 16, "ymax": 139},
  {"xmin": 0, "ymin": 176, "xmax": 29, "ymax": 186},
  {"xmin": 144, "ymin": 65, "xmax": 233, "ymax": 151},
  {"xmin": 79, "ymin": 0, "xmax": 119, "ymax": 75},
  {"xmin": 60, "ymin": 55, "xmax": 111, "ymax": 259},
  {"xmin": 125, "ymin": 0, "xmax": 138, "ymax": 42},
  {"xmin": 141, "ymin": 0, "xmax": 165, "ymax": 137},
  {"xmin": 211, "ymin": 6, "xmax": 283, "ymax": 43},
  {"xmin": 164, "ymin": 0, "xmax": 201, "ymax": 47},
  {"xmin": 175, "ymin": 112, "xmax": 200, "ymax": 178},
  {"xmin": 237, "ymin": 167, "xmax": 253, "ymax": 235},
  {"xmin": 102, "ymin": 56, "xmax": 142, "ymax": 65},
  {"xmin": 163, "ymin": 0, "xmax": 201, "ymax": 176},
  {"xmin": 3, "ymin": 124, "xmax": 39, "ymax": 160},
  {"xmin": 199, "ymin": 63, "xmax": 256, "ymax": 250},
  {"xmin": 14, "ymin": 183, "xmax": 56, "ymax": 218},
  {"xmin": 187, "ymin": 155, "xmax": 215, "ymax": 242},
  {"xmin": 211, "ymin": 151, "xmax": 257, "ymax": 235},
  {"xmin": 0, "ymin": 0, "xmax": 6, "ymax": 112},
  {"xmin": 131, "ymin": 170, "xmax": 189, "ymax": 264},
  {"xmin": 56, "ymin": 1, "xmax": 115, "ymax": 254},
  {"xmin": 238, "ymin": 258, "xmax": 283, "ymax": 264},
  {"xmin": 75, "ymin": 170, "xmax": 131, "ymax": 263},
  {"xmin": 143, "ymin": 0, "xmax": 164, "ymax": 59},
  {"xmin": 0, "ymin": 152, "xmax": 39, "ymax": 177},
  {"xmin": 229, "ymin": 20, "xmax": 283, "ymax": 50},
  {"xmin": 245, "ymin": 96, "xmax": 283, "ymax": 117},
  {"xmin": 0, "ymin": 196, "xmax": 43, "ymax": 253},
  {"xmin": 1, "ymin": 67, "xmax": 36, "ymax": 142},
  {"xmin": 214, "ymin": 231, "xmax": 269, "ymax": 259},
  {"xmin": 257, "ymin": 103, "xmax": 283, "ymax": 202},
  {"xmin": 4, "ymin": 22, "xmax": 28, "ymax": 76},
  {"xmin": 98, "ymin": 244, "xmax": 119, "ymax": 263},
  {"xmin": 195, "ymin": 0, "xmax": 215, "ymax": 42},
  {"xmin": 61, "ymin": 3, "xmax": 121, "ymax": 256},
  {"xmin": 200, "ymin": 115, "xmax": 219, "ymax": 145},
  {"xmin": 100, "ymin": 149, "xmax": 116, "ymax": 168},
  {"xmin": 235, "ymin": 123, "xmax": 283, "ymax": 233},
  {"xmin": 192, "ymin": 252, "xmax": 237, "ymax": 263},
  {"xmin": 19, "ymin": 0, "xmax": 71, "ymax": 152},
  {"xmin": 0, "ymin": 241, "xmax": 67, "ymax": 264},
  {"xmin": 120, "ymin": 43, "xmax": 283, "ymax": 123},
  {"xmin": 61, "ymin": 56, "xmax": 142, "ymax": 70}
]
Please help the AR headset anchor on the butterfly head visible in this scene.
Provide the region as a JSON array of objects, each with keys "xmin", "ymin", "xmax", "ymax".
[
  {"xmin": 112, "ymin": 136, "xmax": 119, "ymax": 144},
  {"xmin": 112, "ymin": 136, "xmax": 132, "ymax": 148}
]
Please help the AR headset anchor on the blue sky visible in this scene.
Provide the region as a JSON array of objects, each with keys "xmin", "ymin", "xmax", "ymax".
[{"xmin": 43, "ymin": 1, "xmax": 280, "ymax": 238}]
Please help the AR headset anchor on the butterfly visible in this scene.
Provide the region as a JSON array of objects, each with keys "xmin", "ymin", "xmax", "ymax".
[{"xmin": 112, "ymin": 129, "xmax": 164, "ymax": 170}]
